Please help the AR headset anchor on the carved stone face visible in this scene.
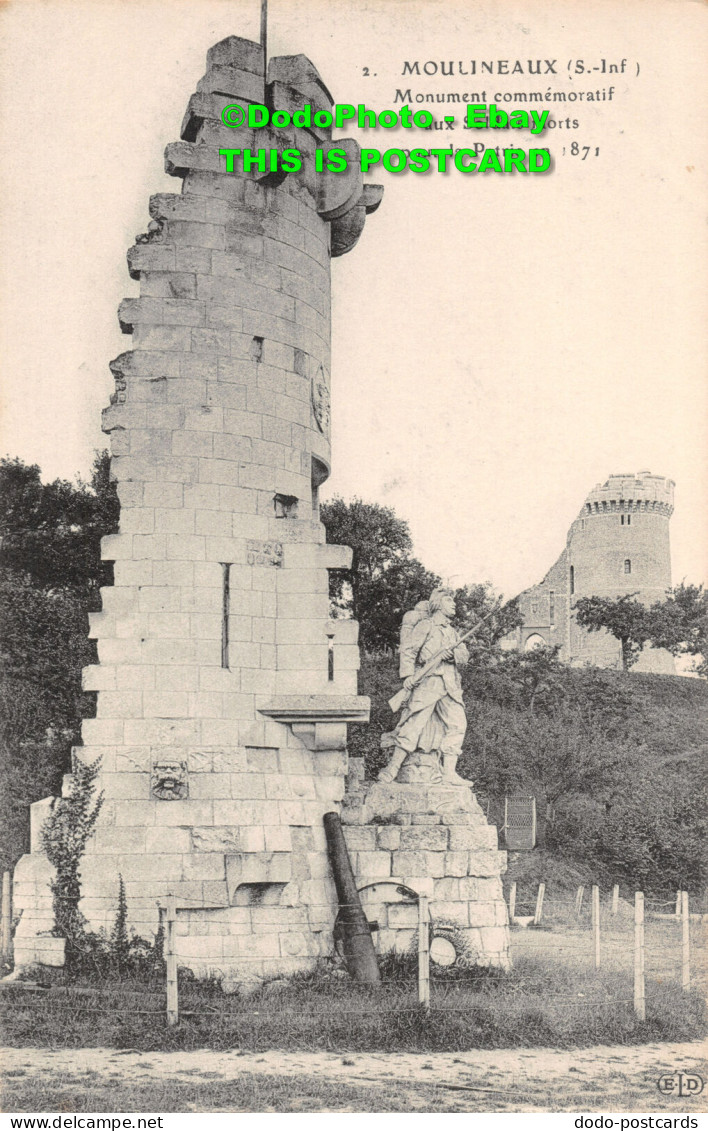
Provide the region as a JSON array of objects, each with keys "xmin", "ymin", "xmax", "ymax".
[
  {"xmin": 440, "ymin": 594, "xmax": 456, "ymax": 619},
  {"xmin": 151, "ymin": 759, "xmax": 188, "ymax": 800}
]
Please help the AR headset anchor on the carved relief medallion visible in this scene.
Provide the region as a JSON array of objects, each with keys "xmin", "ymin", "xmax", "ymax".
[{"xmin": 311, "ymin": 366, "xmax": 331, "ymax": 436}]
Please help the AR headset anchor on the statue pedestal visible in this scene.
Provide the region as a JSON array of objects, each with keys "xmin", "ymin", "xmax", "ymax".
[{"xmin": 342, "ymin": 764, "xmax": 510, "ymax": 969}]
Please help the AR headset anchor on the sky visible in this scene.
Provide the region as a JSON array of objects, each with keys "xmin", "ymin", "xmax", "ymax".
[{"xmin": 1, "ymin": 0, "xmax": 706, "ymax": 599}]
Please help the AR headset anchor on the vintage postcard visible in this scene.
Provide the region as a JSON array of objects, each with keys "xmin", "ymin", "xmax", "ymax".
[{"xmin": 0, "ymin": 0, "xmax": 706, "ymax": 1119}]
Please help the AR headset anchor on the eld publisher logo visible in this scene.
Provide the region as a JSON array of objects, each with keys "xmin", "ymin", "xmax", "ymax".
[{"xmin": 657, "ymin": 1073, "xmax": 704, "ymax": 1098}]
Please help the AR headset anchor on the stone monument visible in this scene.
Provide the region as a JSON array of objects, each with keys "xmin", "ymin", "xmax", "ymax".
[
  {"xmin": 12, "ymin": 32, "xmax": 509, "ymax": 979},
  {"xmin": 342, "ymin": 590, "xmax": 509, "ymax": 968}
]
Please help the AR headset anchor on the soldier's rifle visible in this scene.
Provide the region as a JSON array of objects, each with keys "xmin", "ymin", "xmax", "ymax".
[{"xmin": 388, "ymin": 607, "xmax": 497, "ymax": 713}]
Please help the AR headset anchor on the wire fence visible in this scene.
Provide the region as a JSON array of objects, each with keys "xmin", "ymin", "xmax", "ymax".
[{"xmin": 1, "ymin": 882, "xmax": 703, "ymax": 1031}]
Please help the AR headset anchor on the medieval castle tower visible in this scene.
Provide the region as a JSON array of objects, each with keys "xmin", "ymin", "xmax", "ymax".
[{"xmin": 503, "ymin": 471, "xmax": 675, "ymax": 673}]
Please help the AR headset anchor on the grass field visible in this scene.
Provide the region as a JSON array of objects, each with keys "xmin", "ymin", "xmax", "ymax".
[
  {"xmin": 1, "ymin": 915, "xmax": 705, "ymax": 1113},
  {"xmin": 1, "ymin": 941, "xmax": 704, "ymax": 1055}
]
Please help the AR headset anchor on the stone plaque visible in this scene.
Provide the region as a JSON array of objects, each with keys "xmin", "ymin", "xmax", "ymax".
[{"xmin": 246, "ymin": 539, "xmax": 283, "ymax": 567}]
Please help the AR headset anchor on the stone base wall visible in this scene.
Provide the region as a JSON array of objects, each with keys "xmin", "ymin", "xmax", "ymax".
[
  {"xmin": 12, "ymin": 728, "xmax": 350, "ymax": 982},
  {"xmin": 343, "ymin": 763, "xmax": 510, "ymax": 968}
]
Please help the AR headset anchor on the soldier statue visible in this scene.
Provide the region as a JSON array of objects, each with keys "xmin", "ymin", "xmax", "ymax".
[{"xmin": 378, "ymin": 587, "xmax": 471, "ymax": 786}]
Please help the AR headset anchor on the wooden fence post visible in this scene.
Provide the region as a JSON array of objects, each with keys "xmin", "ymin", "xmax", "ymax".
[
  {"xmin": 165, "ymin": 896, "xmax": 178, "ymax": 1027},
  {"xmin": 575, "ymin": 885, "xmax": 584, "ymax": 917},
  {"xmin": 681, "ymin": 891, "xmax": 690, "ymax": 990},
  {"xmin": 534, "ymin": 882, "xmax": 545, "ymax": 925},
  {"xmin": 1, "ymin": 872, "xmax": 11, "ymax": 964},
  {"xmin": 634, "ymin": 891, "xmax": 645, "ymax": 1021},
  {"xmin": 509, "ymin": 882, "xmax": 517, "ymax": 923},
  {"xmin": 675, "ymin": 890, "xmax": 681, "ymax": 919},
  {"xmin": 611, "ymin": 884, "xmax": 619, "ymax": 916},
  {"xmin": 418, "ymin": 895, "xmax": 430, "ymax": 1010},
  {"xmin": 592, "ymin": 885, "xmax": 601, "ymax": 969}
]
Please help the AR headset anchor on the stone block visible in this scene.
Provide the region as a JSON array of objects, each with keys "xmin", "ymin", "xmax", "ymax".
[
  {"xmin": 444, "ymin": 851, "xmax": 469, "ymax": 877},
  {"xmin": 478, "ymin": 927, "xmax": 509, "ymax": 955},
  {"xmin": 81, "ymin": 718, "xmax": 124, "ymax": 746},
  {"xmin": 495, "ymin": 903, "xmax": 509, "ymax": 926},
  {"xmin": 175, "ymin": 935, "xmax": 223, "ymax": 960},
  {"xmin": 117, "ymin": 853, "xmax": 184, "ymax": 882},
  {"xmin": 399, "ymin": 826, "xmax": 449, "ymax": 852},
  {"xmin": 391, "ymin": 851, "xmax": 427, "ymax": 876},
  {"xmin": 214, "ymin": 799, "xmax": 267, "ymax": 825},
  {"xmin": 100, "ymin": 772, "xmax": 149, "ymax": 801},
  {"xmin": 466, "ymin": 901, "xmax": 497, "ymax": 927},
  {"xmin": 265, "ymin": 825, "xmax": 292, "ymax": 852},
  {"xmin": 221, "ymin": 695, "xmax": 257, "ymax": 721},
  {"xmin": 154, "ymin": 507, "xmax": 197, "ymax": 534},
  {"xmin": 240, "ymin": 826, "xmax": 266, "ymax": 852},
  {"xmin": 192, "ymin": 826, "xmax": 241, "ymax": 853},
  {"xmin": 314, "ymin": 776, "xmax": 344, "ymax": 803},
  {"xmin": 278, "ymin": 749, "xmax": 313, "ymax": 775},
  {"xmin": 14, "ymin": 851, "xmax": 54, "ymax": 888},
  {"xmin": 183, "ymin": 853, "xmax": 226, "ymax": 882},
  {"xmin": 152, "ymin": 562, "xmax": 194, "ymax": 587},
  {"xmin": 154, "ymin": 800, "xmax": 213, "ymax": 826},
  {"xmin": 277, "ymin": 800, "xmax": 307, "ymax": 825},
  {"xmin": 467, "ymin": 850, "xmax": 504, "ymax": 877},
  {"xmin": 115, "ymin": 801, "xmax": 156, "ymax": 826},
  {"xmin": 476, "ymin": 878, "xmax": 504, "ymax": 900},
  {"xmin": 29, "ymin": 797, "xmax": 55, "ymax": 853},
  {"xmin": 154, "ymin": 665, "xmax": 200, "ymax": 692},
  {"xmin": 225, "ymin": 851, "xmax": 291, "ymax": 897},
  {"xmin": 423, "ymin": 852, "xmax": 448, "ymax": 877},
  {"xmin": 396, "ymin": 876, "xmax": 435, "ymax": 899},
  {"xmin": 253, "ymin": 907, "xmax": 310, "ymax": 933},
  {"xmin": 343, "ymin": 826, "xmax": 376, "ymax": 852},
  {"xmin": 115, "ymin": 666, "xmax": 155, "ymax": 692},
  {"xmin": 387, "ymin": 902, "xmax": 418, "ymax": 929},
  {"xmin": 190, "ymin": 773, "xmax": 232, "ymax": 798},
  {"xmin": 96, "ymin": 693, "xmax": 143, "ymax": 720},
  {"xmin": 430, "ymin": 901, "xmax": 470, "ymax": 927},
  {"xmin": 232, "ymin": 932, "xmax": 281, "ymax": 959},
  {"xmin": 434, "ymin": 877, "xmax": 463, "ymax": 901},
  {"xmin": 375, "ymin": 826, "xmax": 401, "ymax": 851},
  {"xmin": 263, "ymin": 775, "xmax": 291, "ymax": 799},
  {"xmin": 203, "ymin": 881, "xmax": 230, "ymax": 907},
  {"xmin": 143, "ymin": 691, "xmax": 191, "ymax": 717},
  {"xmin": 230, "ymin": 773, "xmax": 266, "ymax": 799},
  {"xmin": 146, "ymin": 827, "xmax": 191, "ymax": 854},
  {"xmin": 15, "ymin": 936, "xmax": 66, "ymax": 968},
  {"xmin": 448, "ymin": 826, "xmax": 499, "ymax": 852}
]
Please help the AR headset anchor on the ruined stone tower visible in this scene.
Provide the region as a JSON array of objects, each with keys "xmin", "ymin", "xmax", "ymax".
[
  {"xmin": 13, "ymin": 34, "xmax": 509, "ymax": 978},
  {"xmin": 14, "ymin": 36, "xmax": 381, "ymax": 975},
  {"xmin": 503, "ymin": 471, "xmax": 675, "ymax": 673}
]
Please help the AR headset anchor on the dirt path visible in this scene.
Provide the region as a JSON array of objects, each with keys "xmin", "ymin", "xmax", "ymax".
[{"xmin": 3, "ymin": 1042, "xmax": 706, "ymax": 1113}]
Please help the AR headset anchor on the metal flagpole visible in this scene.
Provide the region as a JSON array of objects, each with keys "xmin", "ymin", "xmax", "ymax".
[{"xmin": 260, "ymin": 0, "xmax": 268, "ymax": 66}]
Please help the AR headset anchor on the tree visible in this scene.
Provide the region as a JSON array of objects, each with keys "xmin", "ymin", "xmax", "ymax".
[
  {"xmin": 647, "ymin": 583, "xmax": 708, "ymax": 677},
  {"xmin": 574, "ymin": 585, "xmax": 708, "ymax": 676},
  {"xmin": 321, "ymin": 497, "xmax": 441, "ymax": 651},
  {"xmin": 0, "ymin": 451, "xmax": 118, "ymax": 873},
  {"xmin": 452, "ymin": 583, "xmax": 521, "ymax": 646},
  {"xmin": 321, "ymin": 498, "xmax": 521, "ymax": 654},
  {"xmin": 0, "ymin": 451, "xmax": 119, "ymax": 590},
  {"xmin": 574, "ymin": 593, "xmax": 651, "ymax": 670}
]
